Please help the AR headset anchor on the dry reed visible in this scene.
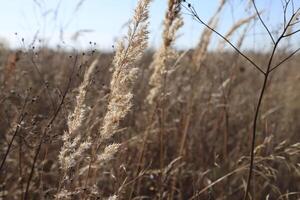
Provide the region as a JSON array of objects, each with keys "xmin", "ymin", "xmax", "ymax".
[
  {"xmin": 100, "ymin": 0, "xmax": 151, "ymax": 140},
  {"xmin": 56, "ymin": 59, "xmax": 98, "ymax": 199},
  {"xmin": 147, "ymin": 0, "xmax": 183, "ymax": 105}
]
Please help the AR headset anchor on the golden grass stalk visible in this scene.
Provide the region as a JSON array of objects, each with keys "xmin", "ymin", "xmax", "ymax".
[
  {"xmin": 99, "ymin": 0, "xmax": 150, "ymax": 145},
  {"xmin": 147, "ymin": 0, "xmax": 183, "ymax": 105},
  {"xmin": 218, "ymin": 13, "xmax": 258, "ymax": 50},
  {"xmin": 82, "ymin": 1, "xmax": 151, "ymax": 192},
  {"xmin": 56, "ymin": 59, "xmax": 98, "ymax": 199},
  {"xmin": 68, "ymin": 59, "xmax": 98, "ymax": 135},
  {"xmin": 225, "ymin": 14, "xmax": 256, "ymax": 39},
  {"xmin": 192, "ymin": 0, "xmax": 226, "ymax": 69},
  {"xmin": 59, "ymin": 59, "xmax": 98, "ymax": 171}
]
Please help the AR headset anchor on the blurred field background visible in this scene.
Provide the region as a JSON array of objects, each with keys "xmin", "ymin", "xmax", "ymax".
[{"xmin": 0, "ymin": 0, "xmax": 300, "ymax": 199}]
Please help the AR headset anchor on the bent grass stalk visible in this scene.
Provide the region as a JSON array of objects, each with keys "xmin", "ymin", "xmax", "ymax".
[{"xmin": 83, "ymin": 0, "xmax": 151, "ymax": 196}]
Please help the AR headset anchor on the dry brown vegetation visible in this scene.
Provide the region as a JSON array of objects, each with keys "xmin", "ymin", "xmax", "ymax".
[{"xmin": 0, "ymin": 0, "xmax": 300, "ymax": 199}]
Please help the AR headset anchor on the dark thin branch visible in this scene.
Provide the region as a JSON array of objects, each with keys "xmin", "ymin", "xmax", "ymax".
[
  {"xmin": 283, "ymin": 0, "xmax": 292, "ymax": 27},
  {"xmin": 243, "ymin": 2, "xmax": 300, "ymax": 199},
  {"xmin": 30, "ymin": 54, "xmax": 56, "ymax": 113},
  {"xmin": 282, "ymin": 9, "xmax": 299, "ymax": 35},
  {"xmin": 181, "ymin": 3, "xmax": 266, "ymax": 75},
  {"xmin": 181, "ymin": 2, "xmax": 299, "ymax": 200},
  {"xmin": 0, "ymin": 95, "xmax": 29, "ymax": 172},
  {"xmin": 23, "ymin": 55, "xmax": 78, "ymax": 200},
  {"xmin": 291, "ymin": 0, "xmax": 295, "ymax": 14},
  {"xmin": 290, "ymin": 20, "xmax": 300, "ymax": 26},
  {"xmin": 244, "ymin": 75, "xmax": 267, "ymax": 199},
  {"xmin": 252, "ymin": 0, "xmax": 276, "ymax": 45},
  {"xmin": 270, "ymin": 48, "xmax": 300, "ymax": 72},
  {"xmin": 0, "ymin": 96, "xmax": 8, "ymax": 105},
  {"xmin": 243, "ymin": 38, "xmax": 280, "ymax": 200},
  {"xmin": 283, "ymin": 29, "xmax": 300, "ymax": 37}
]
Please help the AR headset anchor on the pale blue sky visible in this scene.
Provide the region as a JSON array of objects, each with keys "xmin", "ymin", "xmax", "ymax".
[{"xmin": 0, "ymin": 0, "xmax": 298, "ymax": 51}]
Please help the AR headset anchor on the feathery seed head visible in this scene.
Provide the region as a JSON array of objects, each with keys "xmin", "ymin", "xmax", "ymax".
[
  {"xmin": 97, "ymin": 143, "xmax": 121, "ymax": 162},
  {"xmin": 147, "ymin": 0, "xmax": 183, "ymax": 104},
  {"xmin": 101, "ymin": 0, "xmax": 150, "ymax": 139}
]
